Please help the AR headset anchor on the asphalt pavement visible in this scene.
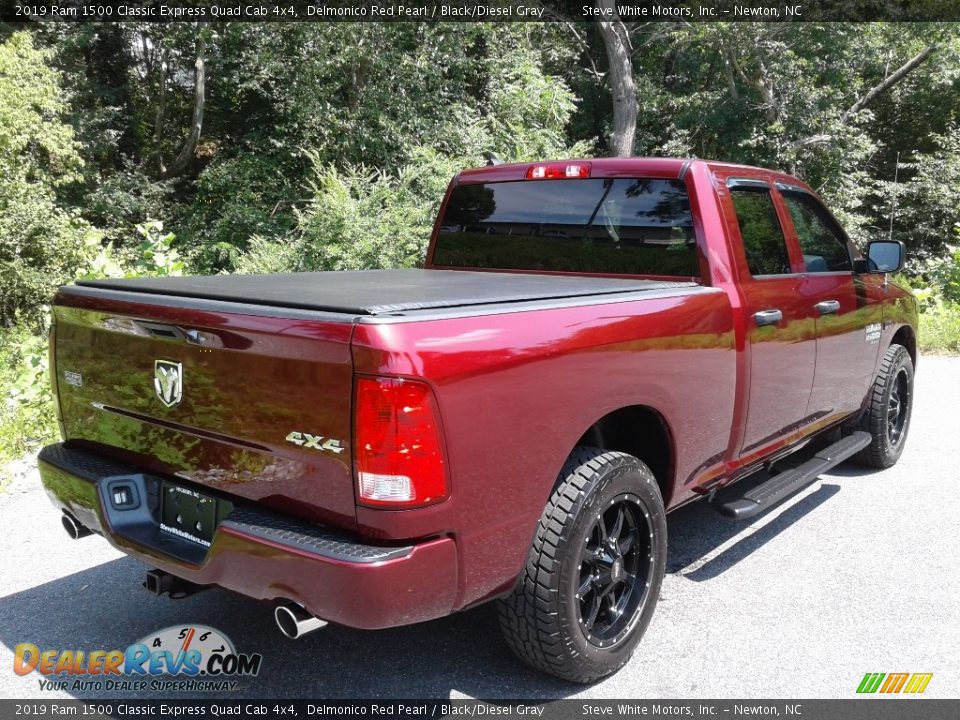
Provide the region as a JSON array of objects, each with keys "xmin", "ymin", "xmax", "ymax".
[{"xmin": 1, "ymin": 355, "xmax": 958, "ymax": 700}]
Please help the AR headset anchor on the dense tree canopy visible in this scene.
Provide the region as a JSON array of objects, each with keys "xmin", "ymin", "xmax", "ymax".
[
  {"xmin": 0, "ymin": 20, "xmax": 958, "ymax": 327},
  {"xmin": 0, "ymin": 32, "xmax": 91, "ymax": 324}
]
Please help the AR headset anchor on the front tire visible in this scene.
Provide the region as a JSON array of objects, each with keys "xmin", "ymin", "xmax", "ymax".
[
  {"xmin": 497, "ymin": 448, "xmax": 667, "ymax": 683},
  {"xmin": 855, "ymin": 343, "xmax": 915, "ymax": 468}
]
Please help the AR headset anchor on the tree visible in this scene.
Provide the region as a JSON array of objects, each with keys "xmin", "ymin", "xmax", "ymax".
[
  {"xmin": 0, "ymin": 32, "xmax": 91, "ymax": 326},
  {"xmin": 596, "ymin": 1, "xmax": 637, "ymax": 156},
  {"xmin": 6, "ymin": 19, "xmax": 958, "ymax": 292},
  {"xmin": 790, "ymin": 42, "xmax": 940, "ymax": 154},
  {"xmin": 154, "ymin": 26, "xmax": 208, "ymax": 179}
]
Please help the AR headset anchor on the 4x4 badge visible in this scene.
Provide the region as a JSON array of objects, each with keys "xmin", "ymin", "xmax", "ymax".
[
  {"xmin": 285, "ymin": 431, "xmax": 344, "ymax": 454},
  {"xmin": 154, "ymin": 360, "xmax": 183, "ymax": 407}
]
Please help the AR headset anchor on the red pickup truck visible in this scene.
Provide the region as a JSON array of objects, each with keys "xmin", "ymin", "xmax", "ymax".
[{"xmin": 39, "ymin": 158, "xmax": 917, "ymax": 682}]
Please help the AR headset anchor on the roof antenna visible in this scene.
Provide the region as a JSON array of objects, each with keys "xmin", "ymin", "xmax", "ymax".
[
  {"xmin": 484, "ymin": 152, "xmax": 504, "ymax": 166},
  {"xmin": 888, "ymin": 151, "xmax": 900, "ymax": 241}
]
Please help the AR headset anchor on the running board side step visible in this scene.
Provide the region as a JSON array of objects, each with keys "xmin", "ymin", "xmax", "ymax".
[{"xmin": 717, "ymin": 431, "xmax": 871, "ymax": 520}]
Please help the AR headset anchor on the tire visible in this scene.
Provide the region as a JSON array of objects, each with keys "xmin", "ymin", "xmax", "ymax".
[
  {"xmin": 497, "ymin": 447, "xmax": 667, "ymax": 683},
  {"xmin": 854, "ymin": 343, "xmax": 915, "ymax": 468}
]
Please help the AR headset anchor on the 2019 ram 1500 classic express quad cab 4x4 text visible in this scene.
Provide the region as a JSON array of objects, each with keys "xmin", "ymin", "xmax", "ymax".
[{"xmin": 39, "ymin": 158, "xmax": 917, "ymax": 682}]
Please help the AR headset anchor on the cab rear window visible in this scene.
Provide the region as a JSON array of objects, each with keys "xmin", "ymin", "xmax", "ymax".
[{"xmin": 432, "ymin": 178, "xmax": 700, "ymax": 277}]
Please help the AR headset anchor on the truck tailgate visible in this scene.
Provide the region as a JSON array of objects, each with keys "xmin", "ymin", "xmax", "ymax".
[{"xmin": 51, "ymin": 289, "xmax": 358, "ymax": 529}]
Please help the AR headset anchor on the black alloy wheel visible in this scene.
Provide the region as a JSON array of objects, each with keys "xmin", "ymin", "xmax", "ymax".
[
  {"xmin": 577, "ymin": 494, "xmax": 653, "ymax": 647},
  {"xmin": 886, "ymin": 366, "xmax": 910, "ymax": 447}
]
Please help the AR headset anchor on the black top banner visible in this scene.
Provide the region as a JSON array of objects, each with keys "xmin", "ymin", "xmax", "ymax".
[{"xmin": 3, "ymin": 0, "xmax": 960, "ymax": 23}]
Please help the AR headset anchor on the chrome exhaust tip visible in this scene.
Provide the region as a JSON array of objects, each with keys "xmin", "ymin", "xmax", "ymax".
[
  {"xmin": 62, "ymin": 513, "xmax": 92, "ymax": 540},
  {"xmin": 274, "ymin": 602, "xmax": 326, "ymax": 639}
]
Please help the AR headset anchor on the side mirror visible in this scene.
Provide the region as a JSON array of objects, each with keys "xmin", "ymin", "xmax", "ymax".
[{"xmin": 858, "ymin": 240, "xmax": 905, "ymax": 274}]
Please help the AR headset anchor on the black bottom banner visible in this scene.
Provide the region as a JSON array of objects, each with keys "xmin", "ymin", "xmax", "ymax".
[{"xmin": 2, "ymin": 700, "xmax": 957, "ymax": 720}]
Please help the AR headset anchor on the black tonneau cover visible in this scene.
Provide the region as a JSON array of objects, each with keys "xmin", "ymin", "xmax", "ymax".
[{"xmin": 76, "ymin": 269, "xmax": 696, "ymax": 316}]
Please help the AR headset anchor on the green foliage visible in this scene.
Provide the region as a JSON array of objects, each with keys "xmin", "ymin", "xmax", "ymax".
[
  {"xmin": 74, "ymin": 221, "xmax": 184, "ymax": 281},
  {"xmin": 238, "ymin": 34, "xmax": 590, "ymax": 276},
  {"xmin": 0, "ymin": 325, "xmax": 58, "ymax": 486},
  {"xmin": 5, "ymin": 327, "xmax": 50, "ymax": 408},
  {"xmin": 0, "ymin": 33, "xmax": 81, "ymax": 186},
  {"xmin": 0, "ymin": 32, "xmax": 92, "ymax": 328},
  {"xmin": 200, "ymin": 24, "xmax": 591, "ymax": 275},
  {"xmin": 88, "ymin": 221, "xmax": 185, "ymax": 284},
  {"xmin": 16, "ymin": 20, "xmax": 952, "ymax": 290},
  {"xmin": 885, "ymin": 129, "xmax": 960, "ymax": 260},
  {"xmin": 77, "ymin": 232, "xmax": 126, "ymax": 280},
  {"xmin": 182, "ymin": 152, "xmax": 298, "ymax": 273},
  {"xmin": 607, "ymin": 23, "xmax": 959, "ymax": 247},
  {"xmin": 292, "ymin": 162, "xmax": 433, "ymax": 271},
  {"xmin": 217, "ymin": 24, "xmax": 492, "ymax": 166},
  {"xmin": 926, "ymin": 242, "xmax": 960, "ymax": 303},
  {"xmin": 173, "ymin": 23, "xmax": 486, "ymax": 268},
  {"xmin": 238, "ymin": 148, "xmax": 460, "ymax": 273},
  {"xmin": 1, "ymin": 223, "xmax": 187, "ymax": 486},
  {"xmin": 906, "ymin": 228, "xmax": 960, "ymax": 354},
  {"xmin": 132, "ymin": 221, "xmax": 185, "ymax": 277},
  {"xmin": 83, "ymin": 165, "xmax": 173, "ymax": 247},
  {"xmin": 483, "ymin": 45, "xmax": 591, "ymax": 161},
  {"xmin": 918, "ymin": 297, "xmax": 960, "ymax": 355},
  {"xmin": 894, "ymin": 240, "xmax": 960, "ymax": 355}
]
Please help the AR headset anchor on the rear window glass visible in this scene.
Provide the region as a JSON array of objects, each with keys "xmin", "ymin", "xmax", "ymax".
[{"xmin": 432, "ymin": 178, "xmax": 700, "ymax": 277}]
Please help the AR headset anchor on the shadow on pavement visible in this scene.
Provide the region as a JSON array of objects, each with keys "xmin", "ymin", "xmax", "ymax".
[
  {"xmin": 664, "ymin": 436, "xmax": 858, "ymax": 579},
  {"xmin": 0, "ymin": 466, "xmax": 852, "ymax": 700},
  {"xmin": 0, "ymin": 555, "xmax": 575, "ymax": 700},
  {"xmin": 677, "ymin": 484, "xmax": 841, "ymax": 582},
  {"xmin": 818, "ymin": 463, "xmax": 882, "ymax": 478}
]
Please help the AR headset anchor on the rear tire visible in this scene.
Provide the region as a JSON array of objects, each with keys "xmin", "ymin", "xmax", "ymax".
[
  {"xmin": 497, "ymin": 447, "xmax": 667, "ymax": 683},
  {"xmin": 854, "ymin": 343, "xmax": 914, "ymax": 468}
]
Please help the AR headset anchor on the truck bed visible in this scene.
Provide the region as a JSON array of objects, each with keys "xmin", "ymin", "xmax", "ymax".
[{"xmin": 77, "ymin": 269, "xmax": 696, "ymax": 316}]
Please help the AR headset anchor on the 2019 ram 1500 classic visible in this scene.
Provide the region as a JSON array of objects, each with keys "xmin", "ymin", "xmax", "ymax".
[{"xmin": 39, "ymin": 158, "xmax": 917, "ymax": 682}]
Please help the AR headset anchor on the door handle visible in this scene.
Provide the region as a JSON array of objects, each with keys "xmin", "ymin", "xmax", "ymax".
[
  {"xmin": 753, "ymin": 309, "xmax": 783, "ymax": 327},
  {"xmin": 815, "ymin": 300, "xmax": 841, "ymax": 316}
]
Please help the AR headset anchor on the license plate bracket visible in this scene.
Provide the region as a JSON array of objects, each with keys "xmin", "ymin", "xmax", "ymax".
[{"xmin": 160, "ymin": 482, "xmax": 232, "ymax": 547}]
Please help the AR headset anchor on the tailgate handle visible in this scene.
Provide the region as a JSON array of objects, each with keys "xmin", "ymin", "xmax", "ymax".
[
  {"xmin": 137, "ymin": 322, "xmax": 186, "ymax": 341},
  {"xmin": 815, "ymin": 300, "xmax": 841, "ymax": 316},
  {"xmin": 136, "ymin": 322, "xmax": 209, "ymax": 345},
  {"xmin": 753, "ymin": 309, "xmax": 783, "ymax": 327}
]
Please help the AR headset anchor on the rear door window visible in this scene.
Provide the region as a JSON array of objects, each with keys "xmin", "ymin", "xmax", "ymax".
[{"xmin": 729, "ymin": 186, "xmax": 792, "ymax": 276}]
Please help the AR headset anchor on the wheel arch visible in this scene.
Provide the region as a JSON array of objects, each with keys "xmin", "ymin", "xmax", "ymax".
[
  {"xmin": 572, "ymin": 404, "xmax": 676, "ymax": 508},
  {"xmin": 891, "ymin": 324, "xmax": 917, "ymax": 366}
]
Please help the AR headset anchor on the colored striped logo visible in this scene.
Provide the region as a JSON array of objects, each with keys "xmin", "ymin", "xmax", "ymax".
[{"xmin": 857, "ymin": 672, "xmax": 933, "ymax": 694}]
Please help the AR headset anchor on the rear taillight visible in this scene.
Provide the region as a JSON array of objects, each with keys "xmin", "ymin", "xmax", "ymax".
[
  {"xmin": 526, "ymin": 162, "xmax": 591, "ymax": 180},
  {"xmin": 354, "ymin": 376, "xmax": 447, "ymax": 508}
]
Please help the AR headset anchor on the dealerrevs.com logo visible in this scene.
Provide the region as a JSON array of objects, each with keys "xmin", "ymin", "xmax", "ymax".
[{"xmin": 13, "ymin": 625, "xmax": 262, "ymax": 692}]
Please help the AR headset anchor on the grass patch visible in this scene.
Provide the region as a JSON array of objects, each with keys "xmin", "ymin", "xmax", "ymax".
[{"xmin": 918, "ymin": 299, "xmax": 960, "ymax": 355}]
